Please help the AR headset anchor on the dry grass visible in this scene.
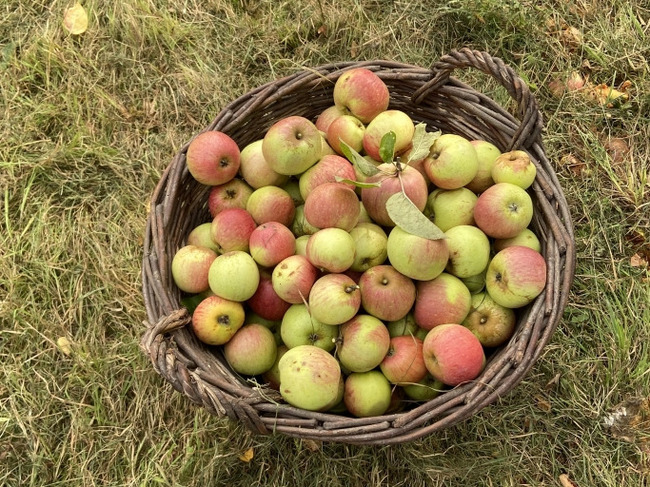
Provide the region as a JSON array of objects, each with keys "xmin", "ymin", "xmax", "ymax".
[{"xmin": 1, "ymin": 0, "xmax": 649, "ymax": 485}]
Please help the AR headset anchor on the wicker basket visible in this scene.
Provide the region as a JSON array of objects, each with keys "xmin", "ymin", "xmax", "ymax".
[{"xmin": 141, "ymin": 48, "xmax": 576, "ymax": 445}]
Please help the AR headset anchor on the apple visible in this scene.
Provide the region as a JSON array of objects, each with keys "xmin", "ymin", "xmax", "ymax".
[
  {"xmin": 315, "ymin": 105, "xmax": 349, "ymax": 133},
  {"xmin": 246, "ymin": 185, "xmax": 296, "ymax": 227},
  {"xmin": 223, "ymin": 324, "xmax": 277, "ymax": 376},
  {"xmin": 337, "ymin": 314, "xmax": 391, "ymax": 372},
  {"xmin": 210, "ymin": 207, "xmax": 257, "ymax": 253},
  {"xmin": 493, "ymin": 228, "xmax": 542, "ymax": 253},
  {"xmin": 380, "ymin": 335, "xmax": 427, "ymax": 385},
  {"xmin": 361, "ymin": 163, "xmax": 428, "ymax": 227},
  {"xmin": 473, "ymin": 182, "xmax": 534, "ymax": 239},
  {"xmin": 208, "ymin": 250, "xmax": 260, "ymax": 302},
  {"xmin": 298, "ymin": 154, "xmax": 356, "ymax": 200},
  {"xmin": 386, "ymin": 312, "xmax": 419, "ymax": 338},
  {"xmin": 290, "ymin": 205, "xmax": 319, "ymax": 237},
  {"xmin": 306, "ymin": 227, "xmax": 356, "ymax": 273},
  {"xmin": 279, "ymin": 178, "xmax": 303, "ymax": 207},
  {"xmin": 280, "ymin": 304, "xmax": 338, "ymax": 351},
  {"xmin": 208, "ymin": 178, "xmax": 254, "ymax": 218},
  {"xmin": 271, "ymin": 254, "xmax": 319, "ymax": 304},
  {"xmin": 362, "ymin": 110, "xmax": 415, "ymax": 161},
  {"xmin": 239, "ymin": 139, "xmax": 289, "ymax": 189},
  {"xmin": 186, "ymin": 130, "xmax": 241, "ymax": 186},
  {"xmin": 424, "ymin": 188, "xmax": 477, "ymax": 232},
  {"xmin": 414, "ymin": 273, "xmax": 472, "ymax": 330},
  {"xmin": 248, "ymin": 221, "xmax": 296, "ymax": 268},
  {"xmin": 359, "ymin": 265, "xmax": 416, "ymax": 322},
  {"xmin": 278, "ymin": 345, "xmax": 342, "ymax": 411},
  {"xmin": 262, "ymin": 116, "xmax": 322, "ymax": 175},
  {"xmin": 326, "ymin": 114, "xmax": 366, "ymax": 155},
  {"xmin": 358, "ymin": 201, "xmax": 372, "ymax": 223},
  {"xmin": 262, "ymin": 344, "xmax": 289, "ymax": 390},
  {"xmin": 186, "ymin": 222, "xmax": 219, "ymax": 253},
  {"xmin": 444, "ymin": 225, "xmax": 491, "ymax": 278},
  {"xmin": 295, "ymin": 235, "xmax": 310, "ymax": 256},
  {"xmin": 344, "ymin": 371, "xmax": 392, "ymax": 417},
  {"xmin": 386, "ymin": 226, "xmax": 449, "ymax": 281},
  {"xmin": 303, "ymin": 182, "xmax": 360, "ymax": 231},
  {"xmin": 333, "ymin": 68, "xmax": 390, "ymax": 123},
  {"xmin": 402, "ymin": 374, "xmax": 445, "ymax": 401},
  {"xmin": 422, "ymin": 323, "xmax": 486, "ymax": 386},
  {"xmin": 399, "ymin": 146, "xmax": 430, "ymax": 181},
  {"xmin": 246, "ymin": 269, "xmax": 291, "ymax": 321},
  {"xmin": 191, "ymin": 295, "xmax": 245, "ymax": 345},
  {"xmin": 485, "ymin": 245, "xmax": 547, "ymax": 308},
  {"xmin": 461, "ymin": 267, "xmax": 488, "ymax": 294},
  {"xmin": 462, "ymin": 292, "xmax": 516, "ymax": 347},
  {"xmin": 465, "ymin": 139, "xmax": 501, "ymax": 193},
  {"xmin": 424, "ymin": 133, "xmax": 479, "ymax": 189},
  {"xmin": 348, "ymin": 222, "xmax": 388, "ymax": 272},
  {"xmin": 491, "ymin": 150, "xmax": 537, "ymax": 189},
  {"xmin": 171, "ymin": 245, "xmax": 217, "ymax": 294},
  {"xmin": 308, "ymin": 273, "xmax": 361, "ymax": 325}
]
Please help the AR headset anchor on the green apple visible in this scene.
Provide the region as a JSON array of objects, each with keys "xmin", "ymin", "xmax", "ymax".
[
  {"xmin": 386, "ymin": 226, "xmax": 449, "ymax": 281},
  {"xmin": 444, "ymin": 225, "xmax": 491, "ymax": 278},
  {"xmin": 462, "ymin": 292, "xmax": 516, "ymax": 347},
  {"xmin": 348, "ymin": 222, "xmax": 388, "ymax": 272},
  {"xmin": 191, "ymin": 295, "xmax": 245, "ymax": 345},
  {"xmin": 491, "ymin": 150, "xmax": 537, "ymax": 189},
  {"xmin": 362, "ymin": 110, "xmax": 415, "ymax": 161},
  {"xmin": 493, "ymin": 228, "xmax": 541, "ymax": 253},
  {"xmin": 280, "ymin": 304, "xmax": 338, "ymax": 352},
  {"xmin": 223, "ymin": 324, "xmax": 277, "ymax": 376},
  {"xmin": 424, "ymin": 188, "xmax": 478, "ymax": 232},
  {"xmin": 344, "ymin": 371, "xmax": 392, "ymax": 417},
  {"xmin": 424, "ymin": 133, "xmax": 478, "ymax": 189},
  {"xmin": 208, "ymin": 250, "xmax": 260, "ymax": 302},
  {"xmin": 465, "ymin": 139, "xmax": 501, "ymax": 193},
  {"xmin": 171, "ymin": 244, "xmax": 217, "ymax": 294},
  {"xmin": 262, "ymin": 116, "xmax": 322, "ymax": 175},
  {"xmin": 337, "ymin": 314, "xmax": 391, "ymax": 373}
]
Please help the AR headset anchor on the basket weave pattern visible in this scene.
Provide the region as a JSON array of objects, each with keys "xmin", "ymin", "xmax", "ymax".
[{"xmin": 141, "ymin": 48, "xmax": 576, "ymax": 445}]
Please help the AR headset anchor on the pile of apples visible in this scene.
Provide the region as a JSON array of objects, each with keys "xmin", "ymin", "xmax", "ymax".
[{"xmin": 171, "ymin": 67, "xmax": 547, "ymax": 417}]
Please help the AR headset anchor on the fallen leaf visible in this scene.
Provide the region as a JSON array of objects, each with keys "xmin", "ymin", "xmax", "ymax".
[
  {"xmin": 603, "ymin": 396, "xmax": 650, "ymax": 445},
  {"xmin": 350, "ymin": 42, "xmax": 359, "ymax": 58},
  {"xmin": 545, "ymin": 373, "xmax": 561, "ymax": 390},
  {"xmin": 57, "ymin": 337, "xmax": 72, "ymax": 355},
  {"xmin": 583, "ymin": 82, "xmax": 630, "ymax": 107},
  {"xmin": 559, "ymin": 26, "xmax": 583, "ymax": 50},
  {"xmin": 302, "ymin": 439, "xmax": 322, "ymax": 451},
  {"xmin": 559, "ymin": 154, "xmax": 587, "ymax": 176},
  {"xmin": 63, "ymin": 3, "xmax": 89, "ymax": 35},
  {"xmin": 534, "ymin": 394, "xmax": 552, "ymax": 412},
  {"xmin": 631, "ymin": 253, "xmax": 649, "ymax": 268},
  {"xmin": 603, "ymin": 137, "xmax": 630, "ymax": 163},
  {"xmin": 559, "ymin": 473, "xmax": 577, "ymax": 487},
  {"xmin": 238, "ymin": 447, "xmax": 254, "ymax": 462},
  {"xmin": 317, "ymin": 25, "xmax": 328, "ymax": 37}
]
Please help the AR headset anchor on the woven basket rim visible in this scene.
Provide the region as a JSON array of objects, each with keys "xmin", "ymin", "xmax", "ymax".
[{"xmin": 141, "ymin": 48, "xmax": 576, "ymax": 445}]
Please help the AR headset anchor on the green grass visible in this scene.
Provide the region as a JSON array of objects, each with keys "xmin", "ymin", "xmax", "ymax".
[{"xmin": 1, "ymin": 0, "xmax": 649, "ymax": 485}]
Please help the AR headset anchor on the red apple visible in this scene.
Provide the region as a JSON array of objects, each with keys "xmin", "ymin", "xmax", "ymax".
[
  {"xmin": 485, "ymin": 245, "xmax": 547, "ymax": 308},
  {"xmin": 191, "ymin": 295, "xmax": 245, "ymax": 345},
  {"xmin": 361, "ymin": 163, "xmax": 428, "ymax": 227},
  {"xmin": 171, "ymin": 245, "xmax": 217, "ymax": 294},
  {"xmin": 414, "ymin": 273, "xmax": 472, "ymax": 330},
  {"xmin": 379, "ymin": 335, "xmax": 427, "ymax": 385},
  {"xmin": 422, "ymin": 323, "xmax": 486, "ymax": 386},
  {"xmin": 246, "ymin": 185, "xmax": 296, "ymax": 227},
  {"xmin": 362, "ymin": 110, "xmax": 415, "ymax": 161},
  {"xmin": 333, "ymin": 68, "xmax": 390, "ymax": 124},
  {"xmin": 248, "ymin": 221, "xmax": 296, "ymax": 268},
  {"xmin": 337, "ymin": 314, "xmax": 391, "ymax": 373},
  {"xmin": 326, "ymin": 114, "xmax": 366, "ymax": 155},
  {"xmin": 315, "ymin": 105, "xmax": 349, "ymax": 133},
  {"xmin": 246, "ymin": 269, "xmax": 291, "ymax": 321},
  {"xmin": 223, "ymin": 324, "xmax": 277, "ymax": 376},
  {"xmin": 359, "ymin": 265, "xmax": 416, "ymax": 322},
  {"xmin": 304, "ymin": 182, "xmax": 360, "ymax": 231},
  {"xmin": 210, "ymin": 207, "xmax": 257, "ymax": 253},
  {"xmin": 298, "ymin": 154, "xmax": 356, "ymax": 200},
  {"xmin": 207, "ymin": 178, "xmax": 254, "ymax": 218},
  {"xmin": 473, "ymin": 182, "xmax": 534, "ymax": 239},
  {"xmin": 271, "ymin": 254, "xmax": 319, "ymax": 304},
  {"xmin": 186, "ymin": 130, "xmax": 241, "ymax": 186}
]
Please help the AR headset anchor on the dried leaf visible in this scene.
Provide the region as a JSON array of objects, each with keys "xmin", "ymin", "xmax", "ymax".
[
  {"xmin": 603, "ymin": 396, "xmax": 650, "ymax": 444},
  {"xmin": 57, "ymin": 337, "xmax": 72, "ymax": 356},
  {"xmin": 559, "ymin": 474, "xmax": 577, "ymax": 487},
  {"xmin": 559, "ymin": 25, "xmax": 583, "ymax": 50},
  {"xmin": 339, "ymin": 140, "xmax": 380, "ymax": 177},
  {"xmin": 386, "ymin": 192, "xmax": 446, "ymax": 240},
  {"xmin": 334, "ymin": 176, "xmax": 380, "ymax": 189},
  {"xmin": 63, "ymin": 3, "xmax": 88, "ymax": 35},
  {"xmin": 535, "ymin": 394, "xmax": 552, "ymax": 412},
  {"xmin": 379, "ymin": 131, "xmax": 396, "ymax": 164},
  {"xmin": 317, "ymin": 24, "xmax": 328, "ymax": 37},
  {"xmin": 583, "ymin": 82, "xmax": 630, "ymax": 107},
  {"xmin": 559, "ymin": 154, "xmax": 587, "ymax": 176},
  {"xmin": 239, "ymin": 447, "xmax": 254, "ymax": 462},
  {"xmin": 350, "ymin": 42, "xmax": 359, "ymax": 58},
  {"xmin": 603, "ymin": 137, "xmax": 630, "ymax": 163},
  {"xmin": 631, "ymin": 253, "xmax": 648, "ymax": 268},
  {"xmin": 407, "ymin": 123, "xmax": 441, "ymax": 164},
  {"xmin": 302, "ymin": 439, "xmax": 322, "ymax": 451}
]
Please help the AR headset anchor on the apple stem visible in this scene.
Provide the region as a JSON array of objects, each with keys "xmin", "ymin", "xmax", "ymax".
[{"xmin": 345, "ymin": 284, "xmax": 360, "ymax": 294}]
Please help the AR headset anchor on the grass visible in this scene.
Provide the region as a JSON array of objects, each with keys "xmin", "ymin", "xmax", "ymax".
[{"xmin": 1, "ymin": 0, "xmax": 649, "ymax": 485}]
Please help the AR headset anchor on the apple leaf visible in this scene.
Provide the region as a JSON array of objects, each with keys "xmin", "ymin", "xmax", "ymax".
[
  {"xmin": 63, "ymin": 3, "xmax": 89, "ymax": 35},
  {"xmin": 406, "ymin": 123, "xmax": 441, "ymax": 164},
  {"xmin": 339, "ymin": 139, "xmax": 380, "ymax": 177},
  {"xmin": 379, "ymin": 131, "xmax": 397, "ymax": 164},
  {"xmin": 334, "ymin": 176, "xmax": 381, "ymax": 189},
  {"xmin": 386, "ymin": 192, "xmax": 446, "ymax": 240}
]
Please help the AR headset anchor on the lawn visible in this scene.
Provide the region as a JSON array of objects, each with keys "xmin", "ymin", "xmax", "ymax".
[{"xmin": 1, "ymin": 1, "xmax": 649, "ymax": 486}]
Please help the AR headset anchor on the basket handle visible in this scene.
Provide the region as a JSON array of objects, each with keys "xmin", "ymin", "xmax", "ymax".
[{"xmin": 412, "ymin": 48, "xmax": 543, "ymax": 151}]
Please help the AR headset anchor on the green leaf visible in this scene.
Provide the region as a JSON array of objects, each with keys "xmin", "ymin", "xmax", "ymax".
[
  {"xmin": 339, "ymin": 140, "xmax": 380, "ymax": 177},
  {"xmin": 379, "ymin": 131, "xmax": 397, "ymax": 164},
  {"xmin": 406, "ymin": 123, "xmax": 441, "ymax": 164},
  {"xmin": 386, "ymin": 192, "xmax": 446, "ymax": 240},
  {"xmin": 334, "ymin": 176, "xmax": 381, "ymax": 189},
  {"xmin": 181, "ymin": 294, "xmax": 206, "ymax": 314}
]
